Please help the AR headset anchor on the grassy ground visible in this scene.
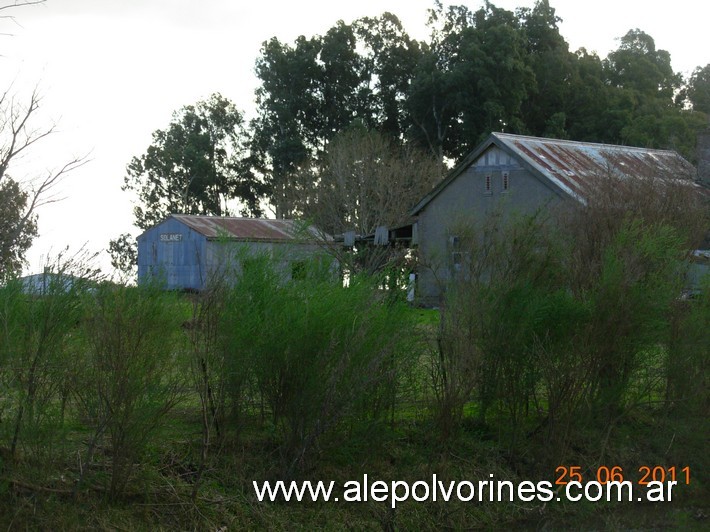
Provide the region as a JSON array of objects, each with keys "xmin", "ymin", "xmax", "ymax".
[
  {"xmin": 0, "ymin": 299, "xmax": 707, "ymax": 531},
  {"xmin": 1, "ymin": 398, "xmax": 707, "ymax": 530}
]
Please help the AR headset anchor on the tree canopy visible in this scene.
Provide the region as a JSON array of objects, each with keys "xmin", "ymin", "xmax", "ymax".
[
  {"xmin": 123, "ymin": 93, "xmax": 263, "ymax": 231},
  {"xmin": 687, "ymin": 64, "xmax": 710, "ymax": 116},
  {"xmin": 291, "ymin": 127, "xmax": 442, "ymax": 238},
  {"xmin": 115, "ymin": 1, "xmax": 710, "ymax": 281},
  {"xmin": 111, "ymin": 93, "xmax": 264, "ymax": 278},
  {"xmin": 249, "ymin": 13, "xmax": 422, "ymax": 217},
  {"xmin": 0, "ymin": 177, "xmax": 37, "ymax": 280},
  {"xmin": 250, "ymin": 0, "xmax": 708, "ymax": 181}
]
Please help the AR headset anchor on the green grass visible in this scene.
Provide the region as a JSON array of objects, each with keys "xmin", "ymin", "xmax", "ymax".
[{"xmin": 1, "ymin": 383, "xmax": 707, "ymax": 530}]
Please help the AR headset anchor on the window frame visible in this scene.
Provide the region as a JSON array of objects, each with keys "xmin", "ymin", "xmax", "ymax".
[{"xmin": 484, "ymin": 174, "xmax": 492, "ymax": 195}]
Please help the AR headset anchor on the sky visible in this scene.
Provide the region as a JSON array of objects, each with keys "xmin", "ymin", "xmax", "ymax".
[{"xmin": 1, "ymin": 0, "xmax": 708, "ymax": 276}]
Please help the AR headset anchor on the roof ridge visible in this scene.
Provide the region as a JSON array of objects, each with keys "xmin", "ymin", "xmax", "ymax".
[
  {"xmin": 171, "ymin": 214, "xmax": 298, "ymax": 222},
  {"xmin": 492, "ymin": 132, "xmax": 681, "ymax": 154}
]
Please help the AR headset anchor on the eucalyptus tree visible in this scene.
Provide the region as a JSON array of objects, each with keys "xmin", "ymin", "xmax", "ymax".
[
  {"xmin": 250, "ymin": 13, "xmax": 421, "ymax": 217},
  {"xmin": 517, "ymin": 0, "xmax": 576, "ymax": 138},
  {"xmin": 407, "ymin": 2, "xmax": 534, "ymax": 162},
  {"xmin": 687, "ymin": 64, "xmax": 710, "ymax": 117},
  {"xmin": 122, "ymin": 93, "xmax": 262, "ymax": 231},
  {"xmin": 602, "ymin": 29, "xmax": 703, "ymax": 157},
  {"xmin": 110, "ymin": 93, "xmax": 262, "ymax": 278}
]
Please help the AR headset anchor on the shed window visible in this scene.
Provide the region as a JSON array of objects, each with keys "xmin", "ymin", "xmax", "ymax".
[
  {"xmin": 502, "ymin": 172, "xmax": 509, "ymax": 192},
  {"xmin": 484, "ymin": 174, "xmax": 492, "ymax": 194},
  {"xmin": 291, "ymin": 260, "xmax": 306, "ymax": 281}
]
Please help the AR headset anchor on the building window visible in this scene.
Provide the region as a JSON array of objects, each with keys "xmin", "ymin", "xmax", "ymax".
[
  {"xmin": 502, "ymin": 172, "xmax": 509, "ymax": 192},
  {"xmin": 291, "ymin": 260, "xmax": 306, "ymax": 281},
  {"xmin": 452, "ymin": 252, "xmax": 463, "ymax": 272},
  {"xmin": 449, "ymin": 235, "xmax": 463, "ymax": 272},
  {"xmin": 484, "ymin": 174, "xmax": 492, "ymax": 194}
]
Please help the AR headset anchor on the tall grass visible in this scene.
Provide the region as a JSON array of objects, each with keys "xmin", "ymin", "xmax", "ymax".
[
  {"xmin": 220, "ymin": 254, "xmax": 416, "ymax": 474},
  {"xmin": 0, "ymin": 227, "xmax": 706, "ymax": 528},
  {"xmin": 0, "ymin": 266, "xmax": 87, "ymax": 469}
]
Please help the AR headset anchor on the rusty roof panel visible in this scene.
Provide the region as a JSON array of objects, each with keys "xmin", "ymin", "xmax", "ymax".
[
  {"xmin": 498, "ymin": 133, "xmax": 697, "ymax": 200},
  {"xmin": 171, "ymin": 215, "xmax": 327, "ymax": 241},
  {"xmin": 411, "ymin": 132, "xmax": 704, "ymax": 216}
]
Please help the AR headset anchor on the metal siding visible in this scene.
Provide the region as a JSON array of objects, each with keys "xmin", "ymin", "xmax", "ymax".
[
  {"xmin": 687, "ymin": 262, "xmax": 709, "ymax": 294},
  {"xmin": 413, "ymin": 133, "xmax": 702, "ymax": 216},
  {"xmin": 205, "ymin": 240, "xmax": 327, "ymax": 283},
  {"xmin": 498, "ymin": 133, "xmax": 699, "ymax": 201},
  {"xmin": 138, "ymin": 216, "xmax": 331, "ymax": 291},
  {"xmin": 473, "ymin": 146, "xmax": 520, "ymax": 169},
  {"xmin": 413, "ymin": 133, "xmax": 705, "ymax": 305},
  {"xmin": 138, "ymin": 218, "xmax": 206, "ymax": 290}
]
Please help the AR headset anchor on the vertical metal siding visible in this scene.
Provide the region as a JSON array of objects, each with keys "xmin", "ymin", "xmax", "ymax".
[
  {"xmin": 473, "ymin": 146, "xmax": 521, "ymax": 169},
  {"xmin": 138, "ymin": 218, "xmax": 206, "ymax": 290},
  {"xmin": 138, "ymin": 216, "xmax": 332, "ymax": 291}
]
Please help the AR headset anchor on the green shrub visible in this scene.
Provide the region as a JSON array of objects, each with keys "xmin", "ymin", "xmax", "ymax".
[
  {"xmin": 220, "ymin": 254, "xmax": 415, "ymax": 473},
  {"xmin": 437, "ymin": 211, "xmax": 692, "ymax": 452},
  {"xmin": 0, "ymin": 271, "xmax": 85, "ymax": 466},
  {"xmin": 74, "ymin": 283, "xmax": 186, "ymax": 498}
]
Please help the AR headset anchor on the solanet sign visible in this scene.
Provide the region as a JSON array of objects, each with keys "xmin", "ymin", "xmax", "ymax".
[{"xmin": 160, "ymin": 233, "xmax": 183, "ymax": 242}]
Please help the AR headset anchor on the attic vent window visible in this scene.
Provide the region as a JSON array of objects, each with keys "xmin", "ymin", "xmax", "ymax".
[
  {"xmin": 502, "ymin": 172, "xmax": 509, "ymax": 192},
  {"xmin": 484, "ymin": 174, "xmax": 492, "ymax": 194}
]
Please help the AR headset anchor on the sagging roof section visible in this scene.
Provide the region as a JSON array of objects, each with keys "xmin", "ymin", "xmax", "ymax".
[
  {"xmin": 171, "ymin": 214, "xmax": 326, "ymax": 242},
  {"xmin": 412, "ymin": 132, "xmax": 698, "ymax": 214}
]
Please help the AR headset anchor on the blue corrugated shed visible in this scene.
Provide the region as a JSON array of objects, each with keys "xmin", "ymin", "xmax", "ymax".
[
  {"xmin": 138, "ymin": 216, "xmax": 206, "ymax": 290},
  {"xmin": 19, "ymin": 272, "xmax": 81, "ymax": 295},
  {"xmin": 137, "ymin": 214, "xmax": 329, "ymax": 291}
]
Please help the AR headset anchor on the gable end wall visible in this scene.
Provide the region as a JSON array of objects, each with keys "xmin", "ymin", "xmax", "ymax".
[
  {"xmin": 138, "ymin": 218, "xmax": 207, "ymax": 290},
  {"xmin": 416, "ymin": 147, "xmax": 563, "ymax": 305}
]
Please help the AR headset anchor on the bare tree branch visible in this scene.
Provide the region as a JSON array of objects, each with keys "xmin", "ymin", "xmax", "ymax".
[
  {"xmin": 0, "ymin": 1, "xmax": 45, "ymax": 34},
  {"xmin": 0, "ymin": 82, "xmax": 90, "ymax": 278},
  {"xmin": 0, "ymin": 1, "xmax": 46, "ymax": 12},
  {"xmin": 0, "ymin": 88, "xmax": 56, "ymax": 179}
]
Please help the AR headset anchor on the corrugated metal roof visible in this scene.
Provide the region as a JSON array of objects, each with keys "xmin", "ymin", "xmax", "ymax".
[
  {"xmin": 412, "ymin": 132, "xmax": 701, "ymax": 214},
  {"xmin": 171, "ymin": 215, "xmax": 326, "ymax": 241},
  {"xmin": 495, "ymin": 133, "xmax": 697, "ymax": 201}
]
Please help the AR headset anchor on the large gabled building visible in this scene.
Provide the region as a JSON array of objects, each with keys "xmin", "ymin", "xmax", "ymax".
[{"xmin": 409, "ymin": 132, "xmax": 706, "ymax": 305}]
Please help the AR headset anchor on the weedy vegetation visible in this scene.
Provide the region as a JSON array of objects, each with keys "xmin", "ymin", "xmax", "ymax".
[{"xmin": 0, "ymin": 187, "xmax": 708, "ymax": 529}]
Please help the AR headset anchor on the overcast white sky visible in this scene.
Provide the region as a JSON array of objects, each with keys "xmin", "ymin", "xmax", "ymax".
[{"xmin": 1, "ymin": 0, "xmax": 708, "ymax": 275}]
